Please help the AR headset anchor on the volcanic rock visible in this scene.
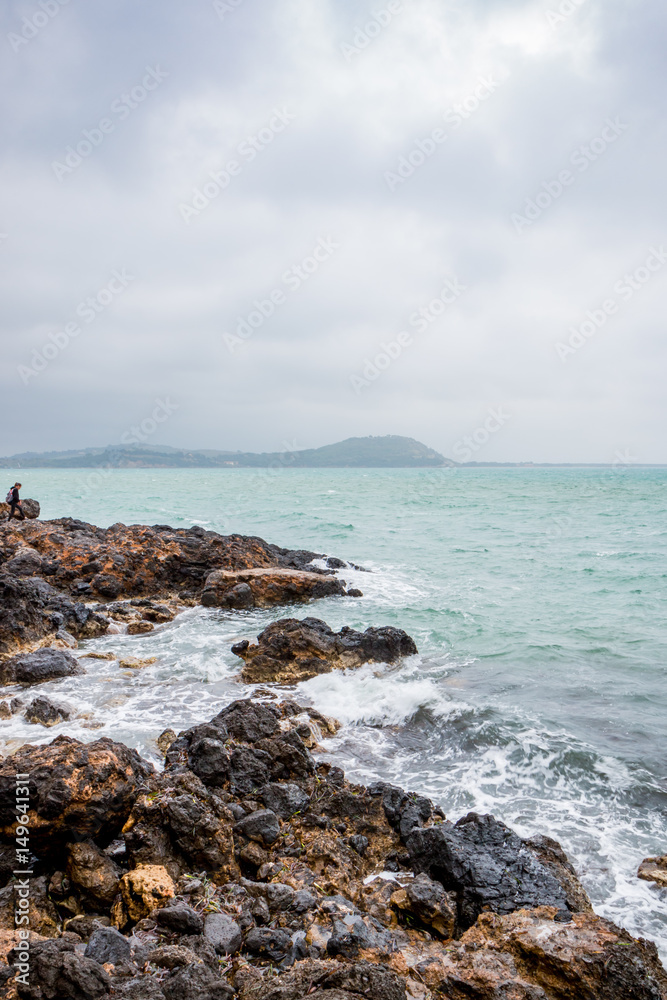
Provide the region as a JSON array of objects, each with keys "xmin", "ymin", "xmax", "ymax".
[
  {"xmin": 11, "ymin": 937, "xmax": 111, "ymax": 999},
  {"xmin": 204, "ymin": 911, "xmax": 243, "ymax": 955},
  {"xmin": 84, "ymin": 924, "xmax": 132, "ymax": 965},
  {"xmin": 25, "ymin": 695, "xmax": 72, "ymax": 726},
  {"xmin": 232, "ymin": 617, "xmax": 418, "ymax": 684},
  {"xmin": 156, "ymin": 901, "xmax": 204, "ymax": 935},
  {"xmin": 113, "ymin": 864, "xmax": 175, "ymax": 928},
  {"xmin": 201, "ymin": 567, "xmax": 348, "ymax": 609},
  {"xmin": 0, "ymin": 497, "xmax": 40, "ymax": 519},
  {"xmin": 0, "ymin": 735, "xmax": 154, "ymax": 850},
  {"xmin": 66, "ymin": 840, "xmax": 121, "ymax": 907},
  {"xmin": 0, "ymin": 647, "xmax": 83, "ymax": 685}
]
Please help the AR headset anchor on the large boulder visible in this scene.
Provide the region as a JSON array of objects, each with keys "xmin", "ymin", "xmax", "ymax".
[
  {"xmin": 0, "ymin": 735, "xmax": 154, "ymax": 850},
  {"xmin": 417, "ymin": 907, "xmax": 667, "ymax": 1000},
  {"xmin": 0, "ymin": 647, "xmax": 84, "ymax": 684},
  {"xmin": 404, "ymin": 811, "xmax": 589, "ymax": 928},
  {"xmin": 201, "ymin": 568, "xmax": 348, "ymax": 609},
  {"xmin": 232, "ymin": 616, "xmax": 418, "ymax": 683},
  {"xmin": 0, "ymin": 497, "xmax": 40, "ymax": 520},
  {"xmin": 10, "ymin": 937, "xmax": 110, "ymax": 1000},
  {"xmin": 638, "ymin": 854, "xmax": 667, "ymax": 887}
]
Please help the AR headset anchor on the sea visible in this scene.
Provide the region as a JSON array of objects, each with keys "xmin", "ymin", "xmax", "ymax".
[{"xmin": 1, "ymin": 466, "xmax": 666, "ymax": 957}]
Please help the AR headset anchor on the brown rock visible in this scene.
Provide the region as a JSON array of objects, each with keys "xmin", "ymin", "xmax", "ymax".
[
  {"xmin": 127, "ymin": 620, "xmax": 154, "ymax": 635},
  {"xmin": 201, "ymin": 568, "xmax": 347, "ymax": 609},
  {"xmin": 0, "ymin": 497, "xmax": 40, "ymax": 519},
  {"xmin": 0, "ymin": 735, "xmax": 154, "ymax": 851},
  {"xmin": 233, "ymin": 617, "xmax": 418, "ymax": 684},
  {"xmin": 638, "ymin": 855, "xmax": 667, "ymax": 887},
  {"xmin": 112, "ymin": 864, "xmax": 175, "ymax": 928},
  {"xmin": 66, "ymin": 840, "xmax": 121, "ymax": 907}
]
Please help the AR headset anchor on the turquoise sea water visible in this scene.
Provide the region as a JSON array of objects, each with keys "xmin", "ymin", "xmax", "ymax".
[{"xmin": 2, "ymin": 466, "xmax": 666, "ymax": 955}]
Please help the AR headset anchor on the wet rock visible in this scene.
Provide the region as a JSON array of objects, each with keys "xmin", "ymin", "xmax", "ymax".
[
  {"xmin": 0, "ymin": 646, "xmax": 84, "ymax": 685},
  {"xmin": 235, "ymin": 809, "xmax": 281, "ymax": 845},
  {"xmin": 244, "ymin": 926, "xmax": 293, "ymax": 961},
  {"xmin": 0, "ymin": 573, "xmax": 107, "ymax": 659},
  {"xmin": 84, "ymin": 925, "xmax": 132, "ymax": 965},
  {"xmin": 119, "ymin": 655, "xmax": 157, "ymax": 669},
  {"xmin": 25, "ymin": 695, "xmax": 72, "ymax": 726},
  {"xmin": 161, "ymin": 962, "xmax": 234, "ymax": 1000},
  {"xmin": 405, "ymin": 811, "xmax": 581, "ymax": 929},
  {"xmin": 233, "ymin": 617, "xmax": 418, "ymax": 684},
  {"xmin": 204, "ymin": 911, "xmax": 243, "ymax": 955},
  {"xmin": 12, "ymin": 937, "xmax": 111, "ymax": 999},
  {"xmin": 260, "ymin": 781, "xmax": 310, "ymax": 819},
  {"xmin": 157, "ymin": 902, "xmax": 204, "ymax": 935},
  {"xmin": 157, "ymin": 728, "xmax": 177, "ymax": 755},
  {"xmin": 112, "ymin": 864, "xmax": 175, "ymax": 928},
  {"xmin": 0, "ymin": 735, "xmax": 154, "ymax": 850},
  {"xmin": 215, "ymin": 699, "xmax": 280, "ymax": 742},
  {"xmin": 67, "ymin": 840, "xmax": 121, "ymax": 907},
  {"xmin": 201, "ymin": 568, "xmax": 347, "ymax": 609},
  {"xmin": 390, "ymin": 873, "xmax": 456, "ymax": 937},
  {"xmin": 0, "ymin": 700, "xmax": 10, "ymax": 719},
  {"xmin": 638, "ymin": 854, "xmax": 667, "ymax": 887},
  {"xmin": 127, "ymin": 620, "xmax": 154, "ymax": 635},
  {"xmin": 524, "ymin": 833, "xmax": 594, "ymax": 913}
]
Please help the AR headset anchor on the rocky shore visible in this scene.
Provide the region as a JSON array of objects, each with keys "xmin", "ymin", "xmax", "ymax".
[{"xmin": 0, "ymin": 514, "xmax": 666, "ymax": 999}]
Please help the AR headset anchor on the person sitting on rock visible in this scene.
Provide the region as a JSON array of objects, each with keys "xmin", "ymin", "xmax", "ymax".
[{"xmin": 7, "ymin": 482, "xmax": 25, "ymax": 520}]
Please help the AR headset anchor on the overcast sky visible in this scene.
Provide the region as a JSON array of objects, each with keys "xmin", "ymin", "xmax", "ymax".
[{"xmin": 1, "ymin": 0, "xmax": 666, "ymax": 462}]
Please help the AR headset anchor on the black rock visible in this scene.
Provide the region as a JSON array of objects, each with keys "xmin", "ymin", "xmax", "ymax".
[
  {"xmin": 13, "ymin": 938, "xmax": 111, "ymax": 999},
  {"xmin": 0, "ymin": 647, "xmax": 84, "ymax": 685},
  {"xmin": 244, "ymin": 927, "xmax": 293, "ymax": 961},
  {"xmin": 203, "ymin": 912, "xmax": 242, "ymax": 955},
  {"xmin": 234, "ymin": 808, "xmax": 280, "ymax": 845},
  {"xmin": 162, "ymin": 962, "xmax": 234, "ymax": 1000},
  {"xmin": 84, "ymin": 925, "xmax": 132, "ymax": 965},
  {"xmin": 156, "ymin": 902, "xmax": 204, "ymax": 935},
  {"xmin": 213, "ymin": 699, "xmax": 280, "ymax": 742},
  {"xmin": 265, "ymin": 882, "xmax": 295, "ymax": 912},
  {"xmin": 322, "ymin": 960, "xmax": 407, "ymax": 1000},
  {"xmin": 348, "ymin": 834, "xmax": 369, "ymax": 856},
  {"xmin": 260, "ymin": 781, "xmax": 310, "ymax": 819},
  {"xmin": 293, "ymin": 888, "xmax": 318, "ymax": 913},
  {"xmin": 25, "ymin": 695, "xmax": 71, "ymax": 726},
  {"xmin": 405, "ymin": 811, "xmax": 573, "ymax": 929}
]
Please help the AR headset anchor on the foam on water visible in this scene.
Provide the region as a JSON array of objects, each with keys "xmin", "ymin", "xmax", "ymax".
[{"xmin": 1, "ymin": 466, "xmax": 666, "ymax": 958}]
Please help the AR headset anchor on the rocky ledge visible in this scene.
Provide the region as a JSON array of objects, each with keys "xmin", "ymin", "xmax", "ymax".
[
  {"xmin": 232, "ymin": 618, "xmax": 418, "ymax": 684},
  {"xmin": 0, "ymin": 518, "xmax": 361, "ymax": 659},
  {"xmin": 0, "ymin": 697, "xmax": 664, "ymax": 1000}
]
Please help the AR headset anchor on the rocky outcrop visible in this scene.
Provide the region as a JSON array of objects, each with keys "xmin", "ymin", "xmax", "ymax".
[
  {"xmin": 0, "ymin": 518, "xmax": 340, "ymax": 602},
  {"xmin": 0, "ymin": 648, "xmax": 83, "ymax": 686},
  {"xmin": 232, "ymin": 617, "xmax": 418, "ymax": 683},
  {"xmin": 639, "ymin": 854, "xmax": 667, "ymax": 887},
  {"xmin": 0, "ymin": 699, "xmax": 664, "ymax": 1000},
  {"xmin": 0, "ymin": 498, "xmax": 40, "ymax": 519},
  {"xmin": 201, "ymin": 568, "xmax": 354, "ymax": 609}
]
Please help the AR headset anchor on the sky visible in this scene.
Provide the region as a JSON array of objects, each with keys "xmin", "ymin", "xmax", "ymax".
[{"xmin": 1, "ymin": 0, "xmax": 666, "ymax": 463}]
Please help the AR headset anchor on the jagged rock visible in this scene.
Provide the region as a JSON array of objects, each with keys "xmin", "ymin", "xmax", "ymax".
[
  {"xmin": 66, "ymin": 840, "xmax": 121, "ymax": 907},
  {"xmin": 638, "ymin": 854, "xmax": 667, "ymax": 887},
  {"xmin": 244, "ymin": 926, "xmax": 293, "ymax": 961},
  {"xmin": 4, "ymin": 545, "xmax": 43, "ymax": 575},
  {"xmin": 84, "ymin": 925, "xmax": 131, "ymax": 965},
  {"xmin": 405, "ymin": 811, "xmax": 588, "ymax": 928},
  {"xmin": 260, "ymin": 781, "xmax": 310, "ymax": 819},
  {"xmin": 0, "ymin": 647, "xmax": 84, "ymax": 685},
  {"xmin": 216, "ymin": 699, "xmax": 280, "ymax": 741},
  {"xmin": 156, "ymin": 902, "xmax": 204, "ymax": 935},
  {"xmin": 11, "ymin": 937, "xmax": 111, "ymax": 999},
  {"xmin": 201, "ymin": 568, "xmax": 348, "ymax": 609},
  {"xmin": 391, "ymin": 873, "xmax": 456, "ymax": 937},
  {"xmin": 0, "ymin": 573, "xmax": 109, "ymax": 658},
  {"xmin": 234, "ymin": 809, "xmax": 281, "ymax": 845},
  {"xmin": 25, "ymin": 695, "xmax": 72, "ymax": 726},
  {"xmin": 204, "ymin": 911, "xmax": 243, "ymax": 955},
  {"xmin": 161, "ymin": 962, "xmax": 234, "ymax": 1000},
  {"xmin": 418, "ymin": 907, "xmax": 667, "ymax": 1000},
  {"xmin": 0, "ymin": 517, "xmax": 335, "ymax": 602},
  {"xmin": 0, "ymin": 497, "xmax": 40, "ymax": 520},
  {"xmin": 232, "ymin": 617, "xmax": 418, "ymax": 684},
  {"xmin": 0, "ymin": 735, "xmax": 154, "ymax": 850},
  {"xmin": 157, "ymin": 729, "xmax": 177, "ymax": 755},
  {"xmin": 321, "ymin": 962, "xmax": 406, "ymax": 1000},
  {"xmin": 145, "ymin": 944, "xmax": 201, "ymax": 969},
  {"xmin": 113, "ymin": 864, "xmax": 175, "ymax": 928}
]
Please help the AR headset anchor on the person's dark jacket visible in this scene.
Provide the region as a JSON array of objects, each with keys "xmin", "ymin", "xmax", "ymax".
[{"xmin": 10, "ymin": 487, "xmax": 19, "ymax": 503}]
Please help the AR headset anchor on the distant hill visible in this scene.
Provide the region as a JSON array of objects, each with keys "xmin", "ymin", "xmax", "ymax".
[{"xmin": 0, "ymin": 436, "xmax": 454, "ymax": 469}]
